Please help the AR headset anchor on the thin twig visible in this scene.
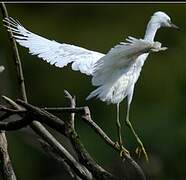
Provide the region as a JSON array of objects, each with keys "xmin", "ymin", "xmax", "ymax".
[
  {"xmin": 82, "ymin": 107, "xmax": 118, "ymax": 150},
  {"xmin": 44, "ymin": 107, "xmax": 86, "ymax": 115},
  {"xmin": 64, "ymin": 90, "xmax": 76, "ymax": 134},
  {"xmin": 0, "ymin": 3, "xmax": 27, "ymax": 101}
]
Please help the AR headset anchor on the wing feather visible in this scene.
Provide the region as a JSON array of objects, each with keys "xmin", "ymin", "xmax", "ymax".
[
  {"xmin": 3, "ymin": 17, "xmax": 104, "ymax": 75},
  {"xmin": 91, "ymin": 36, "xmax": 159, "ymax": 86},
  {"xmin": 86, "ymin": 37, "xmax": 165, "ymax": 102}
]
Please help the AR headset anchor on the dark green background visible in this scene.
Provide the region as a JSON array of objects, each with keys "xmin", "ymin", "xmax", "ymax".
[{"xmin": 0, "ymin": 3, "xmax": 185, "ymax": 180}]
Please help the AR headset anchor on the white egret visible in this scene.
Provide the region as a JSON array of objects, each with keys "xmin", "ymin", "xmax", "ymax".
[{"xmin": 3, "ymin": 11, "xmax": 178, "ymax": 161}]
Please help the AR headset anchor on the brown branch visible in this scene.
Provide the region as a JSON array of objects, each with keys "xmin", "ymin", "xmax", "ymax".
[
  {"xmin": 45, "ymin": 102, "xmax": 146, "ymax": 180},
  {"xmin": 64, "ymin": 90, "xmax": 76, "ymax": 134},
  {"xmin": 1, "ymin": 96, "xmax": 93, "ymax": 180},
  {"xmin": 2, "ymin": 97, "xmax": 117, "ymax": 179},
  {"xmin": 0, "ymin": 116, "xmax": 32, "ymax": 131},
  {"xmin": 0, "ymin": 132, "xmax": 16, "ymax": 180},
  {"xmin": 82, "ymin": 107, "xmax": 118, "ymax": 150},
  {"xmin": 30, "ymin": 119, "xmax": 93, "ymax": 180},
  {"xmin": 82, "ymin": 108, "xmax": 146, "ymax": 180},
  {"xmin": 0, "ymin": 4, "xmax": 18, "ymax": 179},
  {"xmin": 64, "ymin": 90, "xmax": 117, "ymax": 180},
  {"xmin": 44, "ymin": 101, "xmax": 146, "ymax": 180},
  {"xmin": 70, "ymin": 130, "xmax": 117, "ymax": 180},
  {"xmin": 0, "ymin": 2, "xmax": 27, "ymax": 101},
  {"xmin": 0, "ymin": 96, "xmax": 117, "ymax": 180},
  {"xmin": 39, "ymin": 139, "xmax": 82, "ymax": 180},
  {"xmin": 21, "ymin": 99, "xmax": 145, "ymax": 180},
  {"xmin": 44, "ymin": 107, "xmax": 87, "ymax": 115},
  {"xmin": 0, "ymin": 106, "xmax": 25, "ymax": 122},
  {"xmin": 0, "ymin": 95, "xmax": 146, "ymax": 180},
  {"xmin": 16, "ymin": 99, "xmax": 66, "ymax": 134},
  {"xmin": 0, "ymin": 106, "xmax": 24, "ymax": 114}
]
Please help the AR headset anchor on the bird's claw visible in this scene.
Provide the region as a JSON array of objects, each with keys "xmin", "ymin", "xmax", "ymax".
[
  {"xmin": 114, "ymin": 141, "xmax": 130, "ymax": 158},
  {"xmin": 135, "ymin": 146, "xmax": 149, "ymax": 162},
  {"xmin": 135, "ymin": 146, "xmax": 142, "ymax": 158},
  {"xmin": 119, "ymin": 146, "xmax": 130, "ymax": 157}
]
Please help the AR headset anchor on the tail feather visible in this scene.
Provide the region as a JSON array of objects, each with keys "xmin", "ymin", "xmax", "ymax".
[{"xmin": 86, "ymin": 83, "xmax": 116, "ymax": 103}]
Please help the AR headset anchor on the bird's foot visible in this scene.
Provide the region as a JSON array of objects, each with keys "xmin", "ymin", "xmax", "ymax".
[
  {"xmin": 120, "ymin": 146, "xmax": 130, "ymax": 157},
  {"xmin": 135, "ymin": 145, "xmax": 149, "ymax": 162},
  {"xmin": 114, "ymin": 141, "xmax": 130, "ymax": 158}
]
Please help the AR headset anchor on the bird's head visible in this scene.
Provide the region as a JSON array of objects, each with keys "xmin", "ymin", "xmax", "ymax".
[{"xmin": 151, "ymin": 11, "xmax": 179, "ymax": 29}]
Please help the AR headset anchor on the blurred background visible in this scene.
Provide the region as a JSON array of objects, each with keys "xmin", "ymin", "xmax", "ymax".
[{"xmin": 0, "ymin": 3, "xmax": 185, "ymax": 180}]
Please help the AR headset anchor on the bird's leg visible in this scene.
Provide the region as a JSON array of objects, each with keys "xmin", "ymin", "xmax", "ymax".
[
  {"xmin": 115, "ymin": 103, "xmax": 129, "ymax": 157},
  {"xmin": 116, "ymin": 103, "xmax": 122, "ymax": 146},
  {"xmin": 125, "ymin": 104, "xmax": 149, "ymax": 162}
]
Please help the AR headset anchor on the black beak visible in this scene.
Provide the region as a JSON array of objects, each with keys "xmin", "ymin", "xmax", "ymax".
[{"xmin": 170, "ymin": 22, "xmax": 180, "ymax": 30}]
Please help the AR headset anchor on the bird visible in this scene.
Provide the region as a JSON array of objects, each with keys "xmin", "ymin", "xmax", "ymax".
[{"xmin": 3, "ymin": 11, "xmax": 179, "ymax": 161}]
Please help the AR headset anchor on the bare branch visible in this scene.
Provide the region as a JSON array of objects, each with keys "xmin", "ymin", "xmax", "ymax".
[
  {"xmin": 16, "ymin": 99, "xmax": 66, "ymax": 134},
  {"xmin": 44, "ymin": 107, "xmax": 87, "ymax": 115},
  {"xmin": 39, "ymin": 139, "xmax": 82, "ymax": 180},
  {"xmin": 82, "ymin": 107, "xmax": 118, "ymax": 150},
  {"xmin": 0, "ymin": 95, "xmax": 146, "ymax": 180},
  {"xmin": 0, "ymin": 105, "xmax": 25, "ymax": 115},
  {"xmin": 0, "ymin": 5, "xmax": 18, "ymax": 178},
  {"xmin": 0, "ymin": 105, "xmax": 25, "ymax": 122},
  {"xmin": 0, "ymin": 132, "xmax": 16, "ymax": 180},
  {"xmin": 44, "ymin": 102, "xmax": 146, "ymax": 180},
  {"xmin": 0, "ymin": 2, "xmax": 27, "ymax": 101},
  {"xmin": 0, "ymin": 97, "xmax": 93, "ymax": 179},
  {"xmin": 64, "ymin": 90, "xmax": 76, "ymax": 134},
  {"xmin": 30, "ymin": 120, "xmax": 93, "ymax": 180},
  {"xmin": 82, "ymin": 107, "xmax": 146, "ymax": 180},
  {"xmin": 0, "ymin": 116, "xmax": 32, "ymax": 131},
  {"xmin": 64, "ymin": 90, "xmax": 117, "ymax": 180}
]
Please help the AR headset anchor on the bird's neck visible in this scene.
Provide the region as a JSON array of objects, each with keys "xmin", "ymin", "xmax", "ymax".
[{"xmin": 144, "ymin": 20, "xmax": 161, "ymax": 41}]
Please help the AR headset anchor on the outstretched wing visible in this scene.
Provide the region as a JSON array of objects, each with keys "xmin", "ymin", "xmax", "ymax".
[
  {"xmin": 86, "ymin": 37, "xmax": 166, "ymax": 102},
  {"xmin": 3, "ymin": 17, "xmax": 104, "ymax": 75},
  {"xmin": 91, "ymin": 36, "xmax": 163, "ymax": 86}
]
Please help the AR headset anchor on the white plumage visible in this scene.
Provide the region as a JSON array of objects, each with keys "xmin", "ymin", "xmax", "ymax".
[
  {"xmin": 4, "ymin": 15, "xmax": 168, "ymax": 104},
  {"xmin": 87, "ymin": 38, "xmax": 166, "ymax": 104},
  {"xmin": 3, "ymin": 11, "xmax": 178, "ymax": 160},
  {"xmin": 3, "ymin": 17, "xmax": 104, "ymax": 76}
]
